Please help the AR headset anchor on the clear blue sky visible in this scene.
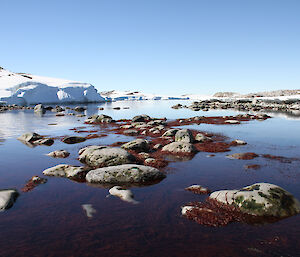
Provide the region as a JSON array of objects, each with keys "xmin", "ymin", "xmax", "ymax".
[{"xmin": 1, "ymin": 0, "xmax": 299, "ymax": 95}]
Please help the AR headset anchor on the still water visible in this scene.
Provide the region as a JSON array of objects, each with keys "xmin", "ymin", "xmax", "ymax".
[{"xmin": 0, "ymin": 100, "xmax": 300, "ymax": 257}]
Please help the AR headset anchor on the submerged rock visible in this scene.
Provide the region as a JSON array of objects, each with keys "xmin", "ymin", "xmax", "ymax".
[
  {"xmin": 175, "ymin": 129, "xmax": 194, "ymax": 143},
  {"xmin": 82, "ymin": 204, "xmax": 96, "ymax": 218},
  {"xmin": 86, "ymin": 164, "xmax": 165, "ymax": 184},
  {"xmin": 0, "ymin": 189, "xmax": 19, "ymax": 211},
  {"xmin": 47, "ymin": 150, "xmax": 70, "ymax": 158},
  {"xmin": 79, "ymin": 146, "xmax": 136, "ymax": 168},
  {"xmin": 162, "ymin": 142, "xmax": 196, "ymax": 154},
  {"xmin": 62, "ymin": 136, "xmax": 86, "ymax": 144},
  {"xmin": 226, "ymin": 152, "xmax": 258, "ymax": 160},
  {"xmin": 185, "ymin": 185, "xmax": 211, "ymax": 194},
  {"xmin": 121, "ymin": 139, "xmax": 150, "ymax": 152},
  {"xmin": 209, "ymin": 183, "xmax": 300, "ymax": 217},
  {"xmin": 42, "ymin": 164, "xmax": 87, "ymax": 179},
  {"xmin": 109, "ymin": 186, "xmax": 138, "ymax": 204},
  {"xmin": 21, "ymin": 176, "xmax": 47, "ymax": 192}
]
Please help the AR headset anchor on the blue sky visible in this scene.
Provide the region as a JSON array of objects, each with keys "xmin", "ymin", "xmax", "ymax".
[{"xmin": 1, "ymin": 0, "xmax": 299, "ymax": 95}]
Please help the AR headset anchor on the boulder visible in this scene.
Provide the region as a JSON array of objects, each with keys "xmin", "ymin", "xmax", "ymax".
[
  {"xmin": 51, "ymin": 106, "xmax": 65, "ymax": 112},
  {"xmin": 162, "ymin": 142, "xmax": 196, "ymax": 154},
  {"xmin": 85, "ymin": 114, "xmax": 113, "ymax": 124},
  {"xmin": 122, "ymin": 129, "xmax": 139, "ymax": 136},
  {"xmin": 175, "ymin": 129, "xmax": 194, "ymax": 143},
  {"xmin": 62, "ymin": 136, "xmax": 86, "ymax": 144},
  {"xmin": 18, "ymin": 132, "xmax": 42, "ymax": 143},
  {"xmin": 0, "ymin": 189, "xmax": 19, "ymax": 211},
  {"xmin": 74, "ymin": 106, "xmax": 86, "ymax": 112},
  {"xmin": 195, "ymin": 133, "xmax": 212, "ymax": 143},
  {"xmin": 132, "ymin": 114, "xmax": 151, "ymax": 122},
  {"xmin": 47, "ymin": 150, "xmax": 70, "ymax": 158},
  {"xmin": 232, "ymin": 139, "xmax": 247, "ymax": 145},
  {"xmin": 209, "ymin": 183, "xmax": 300, "ymax": 217},
  {"xmin": 42, "ymin": 164, "xmax": 87, "ymax": 179},
  {"xmin": 34, "ymin": 138, "xmax": 54, "ymax": 146},
  {"xmin": 121, "ymin": 139, "xmax": 150, "ymax": 152},
  {"xmin": 34, "ymin": 104, "xmax": 45, "ymax": 114},
  {"xmin": 162, "ymin": 129, "xmax": 179, "ymax": 137},
  {"xmin": 86, "ymin": 164, "xmax": 165, "ymax": 184},
  {"xmin": 79, "ymin": 146, "xmax": 136, "ymax": 168}
]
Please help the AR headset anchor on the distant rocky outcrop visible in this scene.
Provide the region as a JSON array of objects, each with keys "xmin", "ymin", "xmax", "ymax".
[{"xmin": 213, "ymin": 92, "xmax": 241, "ymax": 98}]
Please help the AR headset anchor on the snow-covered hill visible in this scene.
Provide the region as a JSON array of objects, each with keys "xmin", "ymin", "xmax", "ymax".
[{"xmin": 0, "ymin": 67, "xmax": 105, "ymax": 105}]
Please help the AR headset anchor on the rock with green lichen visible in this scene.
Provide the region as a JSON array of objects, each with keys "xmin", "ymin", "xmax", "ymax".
[
  {"xmin": 121, "ymin": 139, "xmax": 150, "ymax": 152},
  {"xmin": 86, "ymin": 164, "xmax": 165, "ymax": 184},
  {"xmin": 162, "ymin": 142, "xmax": 196, "ymax": 154},
  {"xmin": 175, "ymin": 129, "xmax": 194, "ymax": 143},
  {"xmin": 209, "ymin": 183, "xmax": 300, "ymax": 218},
  {"xmin": 162, "ymin": 129, "xmax": 179, "ymax": 137},
  {"xmin": 79, "ymin": 146, "xmax": 136, "ymax": 168}
]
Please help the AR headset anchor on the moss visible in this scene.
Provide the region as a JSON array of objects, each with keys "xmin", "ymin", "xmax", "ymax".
[
  {"xmin": 240, "ymin": 199, "xmax": 265, "ymax": 215},
  {"xmin": 234, "ymin": 195, "xmax": 244, "ymax": 204}
]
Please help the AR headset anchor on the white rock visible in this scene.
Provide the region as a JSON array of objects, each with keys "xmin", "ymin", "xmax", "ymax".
[
  {"xmin": 0, "ymin": 189, "xmax": 19, "ymax": 211},
  {"xmin": 86, "ymin": 164, "xmax": 165, "ymax": 184},
  {"xmin": 42, "ymin": 164, "xmax": 86, "ymax": 179},
  {"xmin": 82, "ymin": 204, "xmax": 97, "ymax": 218},
  {"xmin": 225, "ymin": 120, "xmax": 240, "ymax": 124},
  {"xmin": 109, "ymin": 186, "xmax": 138, "ymax": 204}
]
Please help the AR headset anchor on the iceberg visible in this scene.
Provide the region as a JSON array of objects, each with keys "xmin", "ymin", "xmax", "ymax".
[{"xmin": 0, "ymin": 67, "xmax": 105, "ymax": 105}]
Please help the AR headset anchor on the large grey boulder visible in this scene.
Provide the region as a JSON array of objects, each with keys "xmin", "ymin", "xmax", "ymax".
[
  {"xmin": 175, "ymin": 129, "xmax": 194, "ymax": 143},
  {"xmin": 86, "ymin": 164, "xmax": 165, "ymax": 184},
  {"xmin": 162, "ymin": 142, "xmax": 196, "ymax": 154},
  {"xmin": 79, "ymin": 146, "xmax": 136, "ymax": 168},
  {"xmin": 0, "ymin": 189, "xmax": 19, "ymax": 211},
  {"xmin": 42, "ymin": 164, "xmax": 87, "ymax": 179},
  {"xmin": 85, "ymin": 114, "xmax": 113, "ymax": 124},
  {"xmin": 121, "ymin": 139, "xmax": 150, "ymax": 152},
  {"xmin": 34, "ymin": 104, "xmax": 45, "ymax": 114},
  {"xmin": 209, "ymin": 183, "xmax": 300, "ymax": 217}
]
